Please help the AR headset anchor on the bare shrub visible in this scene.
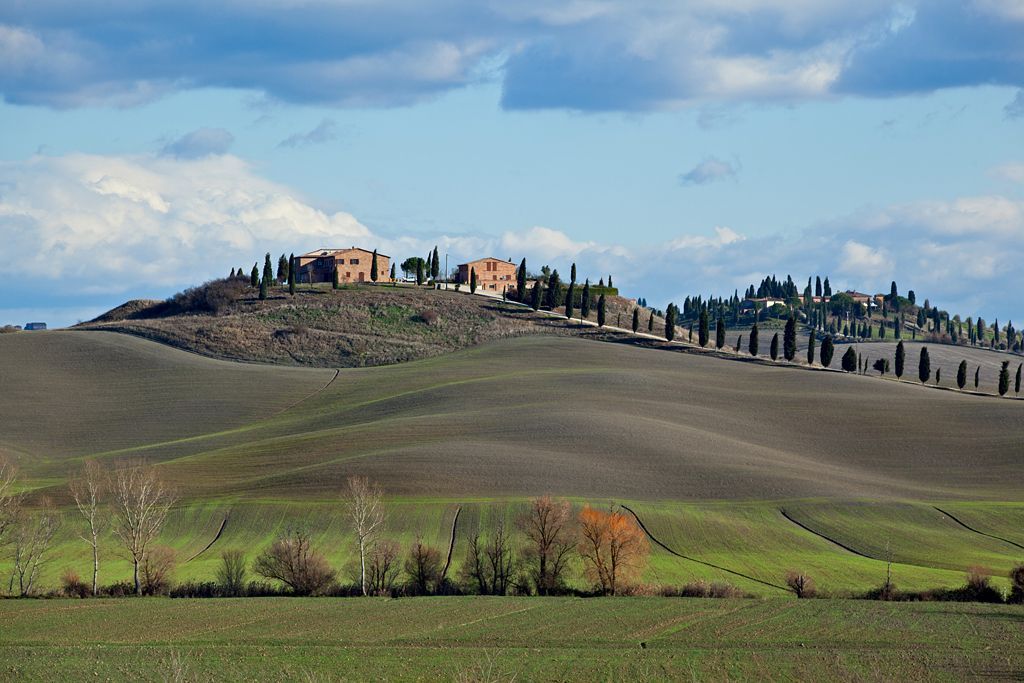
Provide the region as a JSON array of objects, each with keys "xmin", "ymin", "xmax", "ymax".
[
  {"xmin": 667, "ymin": 581, "xmax": 747, "ymax": 599},
  {"xmin": 165, "ymin": 279, "xmax": 247, "ymax": 316},
  {"xmin": 786, "ymin": 571, "xmax": 816, "ymax": 598},
  {"xmin": 110, "ymin": 462, "xmax": 176, "ymax": 595},
  {"xmin": 216, "ymin": 549, "xmax": 247, "ymax": 596},
  {"xmin": 367, "ymin": 540, "xmax": 401, "ymax": 595},
  {"xmin": 961, "ymin": 566, "xmax": 1003, "ymax": 603},
  {"xmin": 1009, "ymin": 565, "xmax": 1024, "ymax": 604},
  {"xmin": 418, "ymin": 309, "xmax": 439, "ymax": 325},
  {"xmin": 60, "ymin": 569, "xmax": 91, "ymax": 598},
  {"xmin": 518, "ymin": 496, "xmax": 575, "ymax": 595},
  {"xmin": 253, "ymin": 528, "xmax": 336, "ymax": 596},
  {"xmin": 141, "ymin": 545, "xmax": 177, "ymax": 595},
  {"xmin": 404, "ymin": 536, "xmax": 442, "ymax": 595}
]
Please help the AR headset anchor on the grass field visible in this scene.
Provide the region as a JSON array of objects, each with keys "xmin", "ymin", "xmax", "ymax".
[
  {"xmin": 1, "ymin": 328, "xmax": 1023, "ymax": 597},
  {"xmin": 1, "ymin": 597, "xmax": 1022, "ymax": 681}
]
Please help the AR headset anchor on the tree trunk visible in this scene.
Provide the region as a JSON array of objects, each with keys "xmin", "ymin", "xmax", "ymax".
[
  {"xmin": 92, "ymin": 541, "xmax": 99, "ymax": 596},
  {"xmin": 133, "ymin": 558, "xmax": 141, "ymax": 596},
  {"xmin": 359, "ymin": 538, "xmax": 367, "ymax": 596}
]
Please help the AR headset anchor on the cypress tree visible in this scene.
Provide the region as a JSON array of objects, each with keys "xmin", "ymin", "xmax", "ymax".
[
  {"xmin": 735, "ymin": 335, "xmax": 743, "ymax": 353},
  {"xmin": 229, "ymin": 267, "xmax": 236, "ymax": 279},
  {"xmin": 597, "ymin": 294, "xmax": 607, "ymax": 327},
  {"xmin": 277, "ymin": 254, "xmax": 288, "ymax": 282},
  {"xmin": 841, "ymin": 346, "xmax": 857, "ymax": 372},
  {"xmin": 895, "ymin": 340, "xmax": 905, "ymax": 378},
  {"xmin": 531, "ymin": 280, "xmax": 542, "ymax": 310},
  {"xmin": 715, "ymin": 316, "xmax": 726, "ymax": 349},
  {"xmin": 975, "ymin": 366, "xmax": 980, "ymax": 389},
  {"xmin": 770, "ymin": 332, "xmax": 779, "ymax": 361},
  {"xmin": 632, "ymin": 308, "xmax": 639, "ymax": 333},
  {"xmin": 918, "ymin": 347, "xmax": 931, "ymax": 383},
  {"xmin": 390, "ymin": 263, "xmax": 396, "ymax": 286},
  {"xmin": 371, "ymin": 249, "xmax": 379, "ymax": 282},
  {"xmin": 665, "ymin": 303, "xmax": 676, "ymax": 341},
  {"xmin": 565, "ymin": 282, "xmax": 575, "ymax": 319},
  {"xmin": 516, "ymin": 259, "xmax": 527, "ymax": 302},
  {"xmin": 820, "ymin": 335, "xmax": 834, "ymax": 367},
  {"xmin": 263, "ymin": 253, "xmax": 274, "ymax": 287},
  {"xmin": 807, "ymin": 331, "xmax": 816, "ymax": 366},
  {"xmin": 545, "ymin": 271, "xmax": 562, "ymax": 309},
  {"xmin": 416, "ymin": 259, "xmax": 425, "ymax": 286},
  {"xmin": 608, "ymin": 275, "xmax": 613, "ymax": 288},
  {"xmin": 1016, "ymin": 363, "xmax": 1022, "ymax": 395},
  {"xmin": 688, "ymin": 323, "xmax": 694, "ymax": 343},
  {"xmin": 581, "ymin": 280, "xmax": 591, "ymax": 318},
  {"xmin": 998, "ymin": 361, "xmax": 1010, "ymax": 396},
  {"xmin": 698, "ymin": 308, "xmax": 710, "ymax": 348},
  {"xmin": 570, "ymin": 262, "xmax": 577, "ymax": 284},
  {"xmin": 470, "ymin": 267, "xmax": 477, "ymax": 294},
  {"xmin": 935, "ymin": 367, "xmax": 941, "ymax": 385},
  {"xmin": 431, "ymin": 247, "xmax": 440, "ymax": 280},
  {"xmin": 783, "ymin": 315, "xmax": 797, "ymax": 361},
  {"xmin": 957, "ymin": 360, "xmax": 967, "ymax": 390},
  {"xmin": 749, "ymin": 323, "xmax": 759, "ymax": 356},
  {"xmin": 250, "ymin": 264, "xmax": 259, "ymax": 288},
  {"xmin": 332, "ymin": 266, "xmax": 339, "ymax": 290},
  {"xmin": 648, "ymin": 310, "xmax": 654, "ymax": 332},
  {"xmin": 258, "ymin": 274, "xmax": 268, "ymax": 300},
  {"xmin": 288, "ymin": 254, "xmax": 296, "ymax": 295}
]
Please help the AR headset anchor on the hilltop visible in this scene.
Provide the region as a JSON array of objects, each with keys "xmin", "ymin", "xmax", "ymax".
[{"xmin": 77, "ymin": 279, "xmax": 642, "ymax": 367}]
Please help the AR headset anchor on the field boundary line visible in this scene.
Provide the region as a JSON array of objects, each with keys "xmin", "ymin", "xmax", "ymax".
[
  {"xmin": 619, "ymin": 504, "xmax": 789, "ymax": 592},
  {"xmin": 933, "ymin": 506, "xmax": 1024, "ymax": 551},
  {"xmin": 778, "ymin": 508, "xmax": 875, "ymax": 559},
  {"xmin": 186, "ymin": 517, "xmax": 229, "ymax": 562},
  {"xmin": 441, "ymin": 506, "xmax": 462, "ymax": 580}
]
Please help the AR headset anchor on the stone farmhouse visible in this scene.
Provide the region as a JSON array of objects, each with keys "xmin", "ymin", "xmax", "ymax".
[
  {"xmin": 295, "ymin": 247, "xmax": 390, "ymax": 284},
  {"xmin": 458, "ymin": 257, "xmax": 517, "ymax": 292}
]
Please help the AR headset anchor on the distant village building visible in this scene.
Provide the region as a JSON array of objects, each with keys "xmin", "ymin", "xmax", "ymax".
[
  {"xmin": 457, "ymin": 257, "xmax": 516, "ymax": 292},
  {"xmin": 844, "ymin": 291, "xmax": 879, "ymax": 309},
  {"xmin": 24, "ymin": 322, "xmax": 46, "ymax": 331},
  {"xmin": 740, "ymin": 297, "xmax": 787, "ymax": 312},
  {"xmin": 295, "ymin": 247, "xmax": 390, "ymax": 284}
]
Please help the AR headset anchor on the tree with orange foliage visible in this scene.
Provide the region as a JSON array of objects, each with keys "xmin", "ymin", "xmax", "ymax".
[{"xmin": 576, "ymin": 505, "xmax": 649, "ymax": 595}]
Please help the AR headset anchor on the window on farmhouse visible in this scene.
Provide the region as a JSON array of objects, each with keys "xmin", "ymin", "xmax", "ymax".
[{"xmin": 350, "ymin": 258, "xmax": 360, "ymax": 265}]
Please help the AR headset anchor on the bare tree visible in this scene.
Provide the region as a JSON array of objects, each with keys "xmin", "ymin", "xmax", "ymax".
[
  {"xmin": 216, "ymin": 549, "xmax": 248, "ymax": 596},
  {"xmin": 366, "ymin": 540, "xmax": 401, "ymax": 595},
  {"xmin": 253, "ymin": 528, "xmax": 336, "ymax": 595},
  {"xmin": 9, "ymin": 501, "xmax": 61, "ymax": 596},
  {"xmin": 0, "ymin": 457, "xmax": 21, "ymax": 547},
  {"xmin": 577, "ymin": 505, "xmax": 649, "ymax": 596},
  {"xmin": 785, "ymin": 570, "xmax": 816, "ymax": 598},
  {"xmin": 404, "ymin": 535, "xmax": 442, "ymax": 595},
  {"xmin": 110, "ymin": 463, "xmax": 176, "ymax": 595},
  {"xmin": 462, "ymin": 518, "xmax": 516, "ymax": 595},
  {"xmin": 345, "ymin": 475, "xmax": 385, "ymax": 596},
  {"xmin": 69, "ymin": 459, "xmax": 108, "ymax": 595},
  {"xmin": 518, "ymin": 496, "xmax": 574, "ymax": 595}
]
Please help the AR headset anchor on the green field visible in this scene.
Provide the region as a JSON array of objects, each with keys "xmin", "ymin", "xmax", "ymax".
[
  {"xmin": 1, "ymin": 329, "xmax": 1022, "ymax": 596},
  {"xmin": 1, "ymin": 597, "xmax": 1022, "ymax": 681}
]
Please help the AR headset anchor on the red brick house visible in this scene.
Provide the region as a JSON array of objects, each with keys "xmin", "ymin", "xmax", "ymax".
[
  {"xmin": 458, "ymin": 257, "xmax": 516, "ymax": 292},
  {"xmin": 295, "ymin": 247, "xmax": 390, "ymax": 284}
]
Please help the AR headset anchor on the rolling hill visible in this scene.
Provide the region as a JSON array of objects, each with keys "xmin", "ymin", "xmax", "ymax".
[{"xmin": 2, "ymin": 324, "xmax": 1022, "ymax": 595}]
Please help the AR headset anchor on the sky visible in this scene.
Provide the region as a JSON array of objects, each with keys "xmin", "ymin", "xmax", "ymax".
[{"xmin": 1, "ymin": 0, "xmax": 1022, "ymax": 328}]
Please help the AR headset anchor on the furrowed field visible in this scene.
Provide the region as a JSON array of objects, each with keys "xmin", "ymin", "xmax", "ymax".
[{"xmin": 1, "ymin": 597, "xmax": 1022, "ymax": 681}]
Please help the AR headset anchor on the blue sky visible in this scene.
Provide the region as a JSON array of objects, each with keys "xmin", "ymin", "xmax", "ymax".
[{"xmin": 0, "ymin": 1, "xmax": 1022, "ymax": 327}]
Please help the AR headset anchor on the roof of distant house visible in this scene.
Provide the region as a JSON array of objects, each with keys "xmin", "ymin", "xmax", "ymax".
[{"xmin": 300, "ymin": 247, "xmax": 390, "ymax": 259}]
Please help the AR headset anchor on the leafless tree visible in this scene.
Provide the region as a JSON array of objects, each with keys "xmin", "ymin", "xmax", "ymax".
[
  {"xmin": 216, "ymin": 549, "xmax": 247, "ymax": 596},
  {"xmin": 253, "ymin": 528, "xmax": 336, "ymax": 595},
  {"xmin": 785, "ymin": 570, "xmax": 816, "ymax": 598},
  {"xmin": 9, "ymin": 501, "xmax": 61, "ymax": 596},
  {"xmin": 0, "ymin": 457, "xmax": 21, "ymax": 547},
  {"xmin": 345, "ymin": 475, "xmax": 385, "ymax": 596},
  {"xmin": 110, "ymin": 462, "xmax": 176, "ymax": 595},
  {"xmin": 69, "ymin": 459, "xmax": 108, "ymax": 595},
  {"xmin": 366, "ymin": 539, "xmax": 401, "ymax": 595},
  {"xmin": 518, "ymin": 496, "xmax": 575, "ymax": 595},
  {"xmin": 141, "ymin": 545, "xmax": 177, "ymax": 595},
  {"xmin": 404, "ymin": 535, "xmax": 442, "ymax": 595},
  {"xmin": 462, "ymin": 518, "xmax": 516, "ymax": 595}
]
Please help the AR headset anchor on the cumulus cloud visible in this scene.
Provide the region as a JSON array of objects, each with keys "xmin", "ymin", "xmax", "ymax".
[
  {"xmin": 278, "ymin": 119, "xmax": 338, "ymax": 149},
  {"xmin": 991, "ymin": 162, "xmax": 1024, "ymax": 184},
  {"xmin": 0, "ymin": 1, "xmax": 1021, "ymax": 111},
  {"xmin": 160, "ymin": 128, "xmax": 234, "ymax": 159},
  {"xmin": 679, "ymin": 157, "xmax": 740, "ymax": 186}
]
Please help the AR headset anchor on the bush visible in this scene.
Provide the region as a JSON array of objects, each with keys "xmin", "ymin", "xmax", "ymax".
[
  {"xmin": 253, "ymin": 528, "xmax": 336, "ymax": 596},
  {"xmin": 60, "ymin": 569, "xmax": 91, "ymax": 598},
  {"xmin": 663, "ymin": 581, "xmax": 748, "ymax": 599},
  {"xmin": 1008, "ymin": 565, "xmax": 1024, "ymax": 604},
  {"xmin": 141, "ymin": 546, "xmax": 177, "ymax": 596},
  {"xmin": 164, "ymin": 279, "xmax": 248, "ymax": 316},
  {"xmin": 216, "ymin": 549, "xmax": 247, "ymax": 597},
  {"xmin": 99, "ymin": 580, "xmax": 136, "ymax": 597},
  {"xmin": 785, "ymin": 571, "xmax": 816, "ymax": 598}
]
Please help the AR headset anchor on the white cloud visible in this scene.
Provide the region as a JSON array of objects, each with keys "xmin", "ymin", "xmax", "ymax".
[
  {"xmin": 838, "ymin": 240, "xmax": 893, "ymax": 279},
  {"xmin": 278, "ymin": 119, "xmax": 338, "ymax": 149},
  {"xmin": 991, "ymin": 162, "xmax": 1024, "ymax": 184},
  {"xmin": 667, "ymin": 226, "xmax": 745, "ymax": 250},
  {"xmin": 679, "ymin": 157, "xmax": 740, "ymax": 186}
]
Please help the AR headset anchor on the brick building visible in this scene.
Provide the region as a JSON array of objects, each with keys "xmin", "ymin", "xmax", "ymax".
[
  {"xmin": 295, "ymin": 247, "xmax": 390, "ymax": 284},
  {"xmin": 458, "ymin": 257, "xmax": 516, "ymax": 292}
]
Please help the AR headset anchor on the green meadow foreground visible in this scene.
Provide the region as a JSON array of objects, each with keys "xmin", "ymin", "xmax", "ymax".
[
  {"xmin": 1, "ymin": 330, "xmax": 1023, "ymax": 595},
  {"xmin": 1, "ymin": 597, "xmax": 1022, "ymax": 681}
]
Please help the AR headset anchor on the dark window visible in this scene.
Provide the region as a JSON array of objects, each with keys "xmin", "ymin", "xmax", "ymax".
[{"xmin": 350, "ymin": 258, "xmax": 360, "ymax": 265}]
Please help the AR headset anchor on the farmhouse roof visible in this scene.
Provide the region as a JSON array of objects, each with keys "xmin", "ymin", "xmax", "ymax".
[{"xmin": 301, "ymin": 247, "xmax": 390, "ymax": 259}]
